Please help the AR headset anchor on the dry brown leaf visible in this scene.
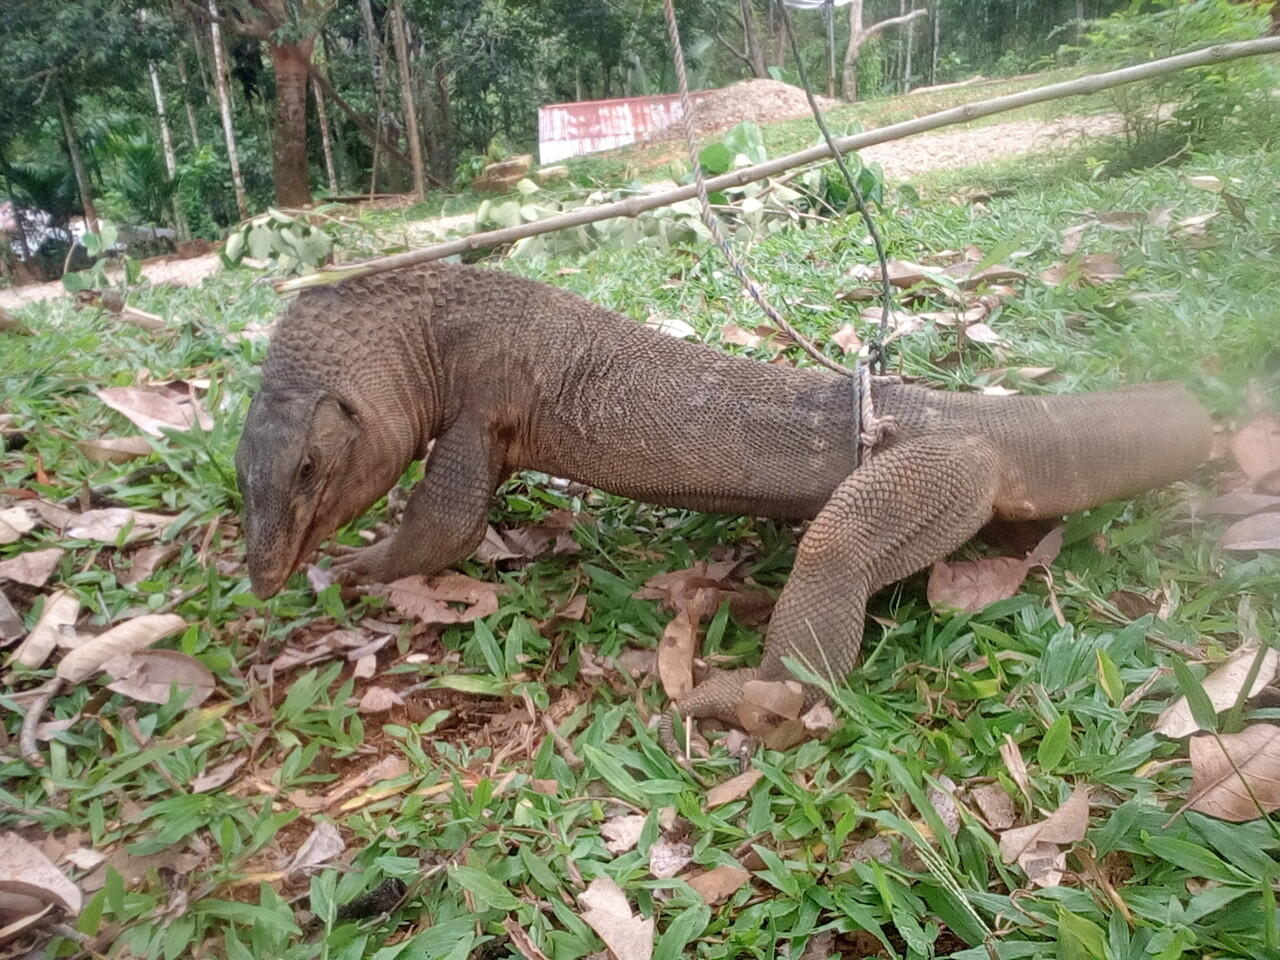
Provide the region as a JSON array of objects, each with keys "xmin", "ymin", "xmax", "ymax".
[
  {"xmin": 1202, "ymin": 491, "xmax": 1280, "ymax": 517},
  {"xmin": 970, "ymin": 784, "xmax": 1016, "ymax": 830},
  {"xmin": 0, "ymin": 547, "xmax": 64, "ymax": 587},
  {"xmin": 962, "ymin": 321, "xmax": 1003, "ymax": 346},
  {"xmin": 120, "ymin": 543, "xmax": 180, "ymax": 585},
  {"xmin": 685, "ymin": 864, "xmax": 750, "ymax": 905},
  {"xmin": 1155, "ymin": 646, "xmax": 1279, "ymax": 738},
  {"xmin": 103, "ymin": 649, "xmax": 215, "ymax": 707},
  {"xmin": 643, "ymin": 313, "xmax": 696, "ymax": 339},
  {"xmin": 831, "ymin": 323, "xmax": 861, "ymax": 355},
  {"xmin": 657, "ymin": 588, "xmax": 711, "ymax": 700},
  {"xmin": 577, "ymin": 875, "xmax": 653, "ymax": 960},
  {"xmin": 501, "ymin": 509, "xmax": 580, "ymax": 558},
  {"xmin": 192, "ymin": 756, "xmax": 247, "ymax": 793},
  {"xmin": 56, "ymin": 613, "xmax": 186, "ymax": 684},
  {"xmin": 285, "ymin": 822, "xmax": 345, "ymax": 874},
  {"xmin": 928, "ymin": 526, "xmax": 1061, "ymax": 614},
  {"xmin": 1220, "ymin": 513, "xmax": 1280, "ymax": 551},
  {"xmin": 1187, "ymin": 725, "xmax": 1280, "ymax": 822},
  {"xmin": 999, "ymin": 786, "xmax": 1090, "ymax": 887},
  {"xmin": 1229, "ymin": 414, "xmax": 1280, "ymax": 494},
  {"xmin": 0, "ymin": 832, "xmax": 82, "ymax": 922},
  {"xmin": 1000, "ymin": 735, "xmax": 1031, "ymax": 798},
  {"xmin": 706, "ymin": 769, "xmax": 763, "ymax": 808},
  {"xmin": 735, "ymin": 679, "xmax": 804, "ymax": 736},
  {"xmin": 96, "ymin": 383, "xmax": 212, "ymax": 437},
  {"xmin": 474, "ymin": 525, "xmax": 521, "ymax": 562},
  {"xmin": 721, "ymin": 324, "xmax": 764, "ymax": 349},
  {"xmin": 380, "ymin": 572, "xmax": 502, "ymax": 624},
  {"xmin": 75, "ymin": 436, "xmax": 153, "ymax": 465},
  {"xmin": 602, "ymin": 814, "xmax": 647, "ymax": 854},
  {"xmin": 0, "ymin": 589, "xmax": 22, "ymax": 643},
  {"xmin": 65, "ymin": 508, "xmax": 171, "ymax": 544},
  {"xmin": 9, "ymin": 589, "xmax": 80, "ymax": 670},
  {"xmin": 0, "ymin": 506, "xmax": 35, "ymax": 545},
  {"xmin": 1185, "ymin": 174, "xmax": 1238, "ymax": 193},
  {"xmin": 649, "ymin": 838, "xmax": 693, "ymax": 879},
  {"xmin": 357, "ymin": 686, "xmax": 405, "ymax": 714},
  {"xmin": 1109, "ymin": 589, "xmax": 1159, "ymax": 621}
]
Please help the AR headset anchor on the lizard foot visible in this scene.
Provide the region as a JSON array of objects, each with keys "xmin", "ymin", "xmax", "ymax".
[
  {"xmin": 327, "ymin": 540, "xmax": 401, "ymax": 587},
  {"xmin": 659, "ymin": 668, "xmax": 758, "ymax": 769}
]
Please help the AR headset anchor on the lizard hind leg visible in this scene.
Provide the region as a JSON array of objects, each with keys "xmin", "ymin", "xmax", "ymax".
[{"xmin": 672, "ymin": 433, "xmax": 1005, "ymax": 735}]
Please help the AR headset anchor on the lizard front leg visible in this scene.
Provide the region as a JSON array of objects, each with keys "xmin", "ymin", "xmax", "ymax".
[
  {"xmin": 331, "ymin": 413, "xmax": 506, "ymax": 586},
  {"xmin": 672, "ymin": 433, "xmax": 1005, "ymax": 731}
]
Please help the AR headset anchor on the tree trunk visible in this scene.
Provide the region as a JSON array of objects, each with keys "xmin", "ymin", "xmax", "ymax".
[
  {"xmin": 903, "ymin": 2, "xmax": 916, "ymax": 92},
  {"xmin": 58, "ymin": 96, "xmax": 98, "ymax": 234},
  {"xmin": 842, "ymin": 0, "xmax": 865, "ymax": 101},
  {"xmin": 359, "ymin": 0, "xmax": 390, "ymax": 189},
  {"xmin": 434, "ymin": 60, "xmax": 453, "ymax": 178},
  {"xmin": 208, "ymin": 0, "xmax": 248, "ymax": 219},
  {"xmin": 390, "ymin": 0, "xmax": 425, "ymax": 198},
  {"xmin": 313, "ymin": 76, "xmax": 338, "ymax": 193},
  {"xmin": 175, "ymin": 56, "xmax": 202, "ymax": 147},
  {"xmin": 931, "ymin": 0, "xmax": 940, "ymax": 85},
  {"xmin": 843, "ymin": 2, "xmax": 929, "ymax": 101},
  {"xmin": 740, "ymin": 0, "xmax": 768, "ymax": 78},
  {"xmin": 149, "ymin": 63, "xmax": 190, "ymax": 240},
  {"xmin": 268, "ymin": 40, "xmax": 314, "ymax": 207},
  {"xmin": 825, "ymin": 0, "xmax": 837, "ymax": 98}
]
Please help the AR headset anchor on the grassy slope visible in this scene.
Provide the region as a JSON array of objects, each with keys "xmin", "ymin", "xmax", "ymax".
[{"xmin": 2, "ymin": 84, "xmax": 1280, "ymax": 960}]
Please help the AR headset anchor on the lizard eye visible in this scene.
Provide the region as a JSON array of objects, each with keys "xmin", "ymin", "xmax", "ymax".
[{"xmin": 299, "ymin": 454, "xmax": 317, "ymax": 482}]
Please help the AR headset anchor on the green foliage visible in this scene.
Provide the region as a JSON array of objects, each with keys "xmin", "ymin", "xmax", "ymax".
[
  {"xmin": 60, "ymin": 220, "xmax": 142, "ymax": 293},
  {"xmin": 1081, "ymin": 0, "xmax": 1280, "ymax": 168},
  {"xmin": 222, "ymin": 209, "xmax": 334, "ymax": 276}
]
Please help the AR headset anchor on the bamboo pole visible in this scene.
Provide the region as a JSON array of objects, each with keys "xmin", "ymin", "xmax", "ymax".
[{"xmin": 280, "ymin": 36, "xmax": 1280, "ymax": 293}]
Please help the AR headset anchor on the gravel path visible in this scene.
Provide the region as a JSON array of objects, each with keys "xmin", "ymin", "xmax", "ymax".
[{"xmin": 0, "ymin": 113, "xmax": 1116, "ymax": 311}]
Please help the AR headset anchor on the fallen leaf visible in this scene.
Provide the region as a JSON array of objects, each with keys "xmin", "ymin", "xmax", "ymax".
[
  {"xmin": 285, "ymin": 821, "xmax": 345, "ymax": 874},
  {"xmin": 1000, "ymin": 735, "xmax": 1031, "ymax": 798},
  {"xmin": 1220, "ymin": 513, "xmax": 1280, "ymax": 551},
  {"xmin": 474, "ymin": 525, "xmax": 521, "ymax": 562},
  {"xmin": 970, "ymin": 784, "xmax": 1016, "ymax": 830},
  {"xmin": 9, "ymin": 589, "xmax": 80, "ymax": 669},
  {"xmin": 380, "ymin": 573, "xmax": 502, "ymax": 624},
  {"xmin": 1109, "ymin": 589, "xmax": 1159, "ymax": 621},
  {"xmin": 1185, "ymin": 174, "xmax": 1235, "ymax": 193},
  {"xmin": 61, "ymin": 848, "xmax": 107, "ymax": 871},
  {"xmin": 56, "ymin": 613, "xmax": 187, "ymax": 684},
  {"xmin": 75, "ymin": 436, "xmax": 153, "ymax": 465},
  {"xmin": 192, "ymin": 756, "xmax": 247, "ymax": 793},
  {"xmin": 96, "ymin": 383, "xmax": 212, "ymax": 437},
  {"xmin": 686, "ymin": 864, "xmax": 750, "ymax": 905},
  {"xmin": 1229, "ymin": 414, "xmax": 1280, "ymax": 493},
  {"xmin": 735, "ymin": 679, "xmax": 805, "ymax": 736},
  {"xmin": 577, "ymin": 875, "xmax": 653, "ymax": 960},
  {"xmin": 1155, "ymin": 646, "xmax": 1280, "ymax": 738},
  {"xmin": 648, "ymin": 838, "xmax": 692, "ymax": 879},
  {"xmin": 103, "ymin": 649, "xmax": 215, "ymax": 707},
  {"xmin": 501, "ymin": 510, "xmax": 580, "ymax": 558},
  {"xmin": 644, "ymin": 314, "xmax": 696, "ymax": 339},
  {"xmin": 0, "ymin": 547, "xmax": 64, "ymax": 587},
  {"xmin": 720, "ymin": 324, "xmax": 764, "ymax": 349},
  {"xmin": 602, "ymin": 814, "xmax": 647, "ymax": 854},
  {"xmin": 357, "ymin": 686, "xmax": 404, "ymax": 714},
  {"xmin": 706, "ymin": 769, "xmax": 763, "ymax": 808},
  {"xmin": 1187, "ymin": 725, "xmax": 1280, "ymax": 822},
  {"xmin": 657, "ymin": 588, "xmax": 711, "ymax": 700},
  {"xmin": 928, "ymin": 526, "xmax": 1061, "ymax": 614},
  {"xmin": 0, "ymin": 506, "xmax": 35, "ymax": 545},
  {"xmin": 503, "ymin": 918, "xmax": 553, "ymax": 960},
  {"xmin": 831, "ymin": 323, "xmax": 861, "ymax": 355},
  {"xmin": 999, "ymin": 786, "xmax": 1090, "ymax": 887},
  {"xmin": 0, "ymin": 831, "xmax": 82, "ymax": 915},
  {"xmin": 120, "ymin": 543, "xmax": 180, "ymax": 585},
  {"xmin": 962, "ymin": 321, "xmax": 1003, "ymax": 346},
  {"xmin": 65, "ymin": 508, "xmax": 171, "ymax": 544},
  {"xmin": 0, "ymin": 588, "xmax": 22, "ymax": 643}
]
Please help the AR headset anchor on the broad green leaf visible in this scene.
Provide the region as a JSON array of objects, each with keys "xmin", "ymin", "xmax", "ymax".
[
  {"xmin": 449, "ymin": 865, "xmax": 519, "ymax": 912},
  {"xmin": 1172, "ymin": 657, "xmax": 1219, "ymax": 733},
  {"xmin": 1056, "ymin": 907, "xmax": 1107, "ymax": 960}
]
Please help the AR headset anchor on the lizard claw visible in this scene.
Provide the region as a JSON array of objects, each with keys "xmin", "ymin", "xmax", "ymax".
[{"xmin": 327, "ymin": 540, "xmax": 398, "ymax": 587}]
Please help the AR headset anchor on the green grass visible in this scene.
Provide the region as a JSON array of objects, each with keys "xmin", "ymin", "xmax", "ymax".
[{"xmin": 2, "ymin": 104, "xmax": 1279, "ymax": 959}]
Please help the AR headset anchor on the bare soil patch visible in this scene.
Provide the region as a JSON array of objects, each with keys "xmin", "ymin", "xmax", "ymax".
[{"xmin": 645, "ymin": 79, "xmax": 842, "ymax": 143}]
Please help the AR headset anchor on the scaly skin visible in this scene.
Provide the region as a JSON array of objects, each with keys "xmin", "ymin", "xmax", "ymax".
[{"xmin": 235, "ymin": 263, "xmax": 1213, "ymax": 725}]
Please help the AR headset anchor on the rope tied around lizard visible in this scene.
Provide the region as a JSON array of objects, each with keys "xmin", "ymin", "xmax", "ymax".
[{"xmin": 659, "ymin": 0, "xmax": 896, "ymax": 472}]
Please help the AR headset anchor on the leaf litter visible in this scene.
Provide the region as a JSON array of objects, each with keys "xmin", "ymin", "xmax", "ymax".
[{"xmin": 928, "ymin": 526, "xmax": 1063, "ymax": 613}]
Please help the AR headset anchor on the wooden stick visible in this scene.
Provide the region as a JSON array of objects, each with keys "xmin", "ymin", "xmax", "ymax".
[{"xmin": 279, "ymin": 36, "xmax": 1280, "ymax": 293}]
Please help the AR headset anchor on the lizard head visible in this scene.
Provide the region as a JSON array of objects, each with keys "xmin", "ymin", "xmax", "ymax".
[{"xmin": 235, "ymin": 387, "xmax": 375, "ymax": 597}]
